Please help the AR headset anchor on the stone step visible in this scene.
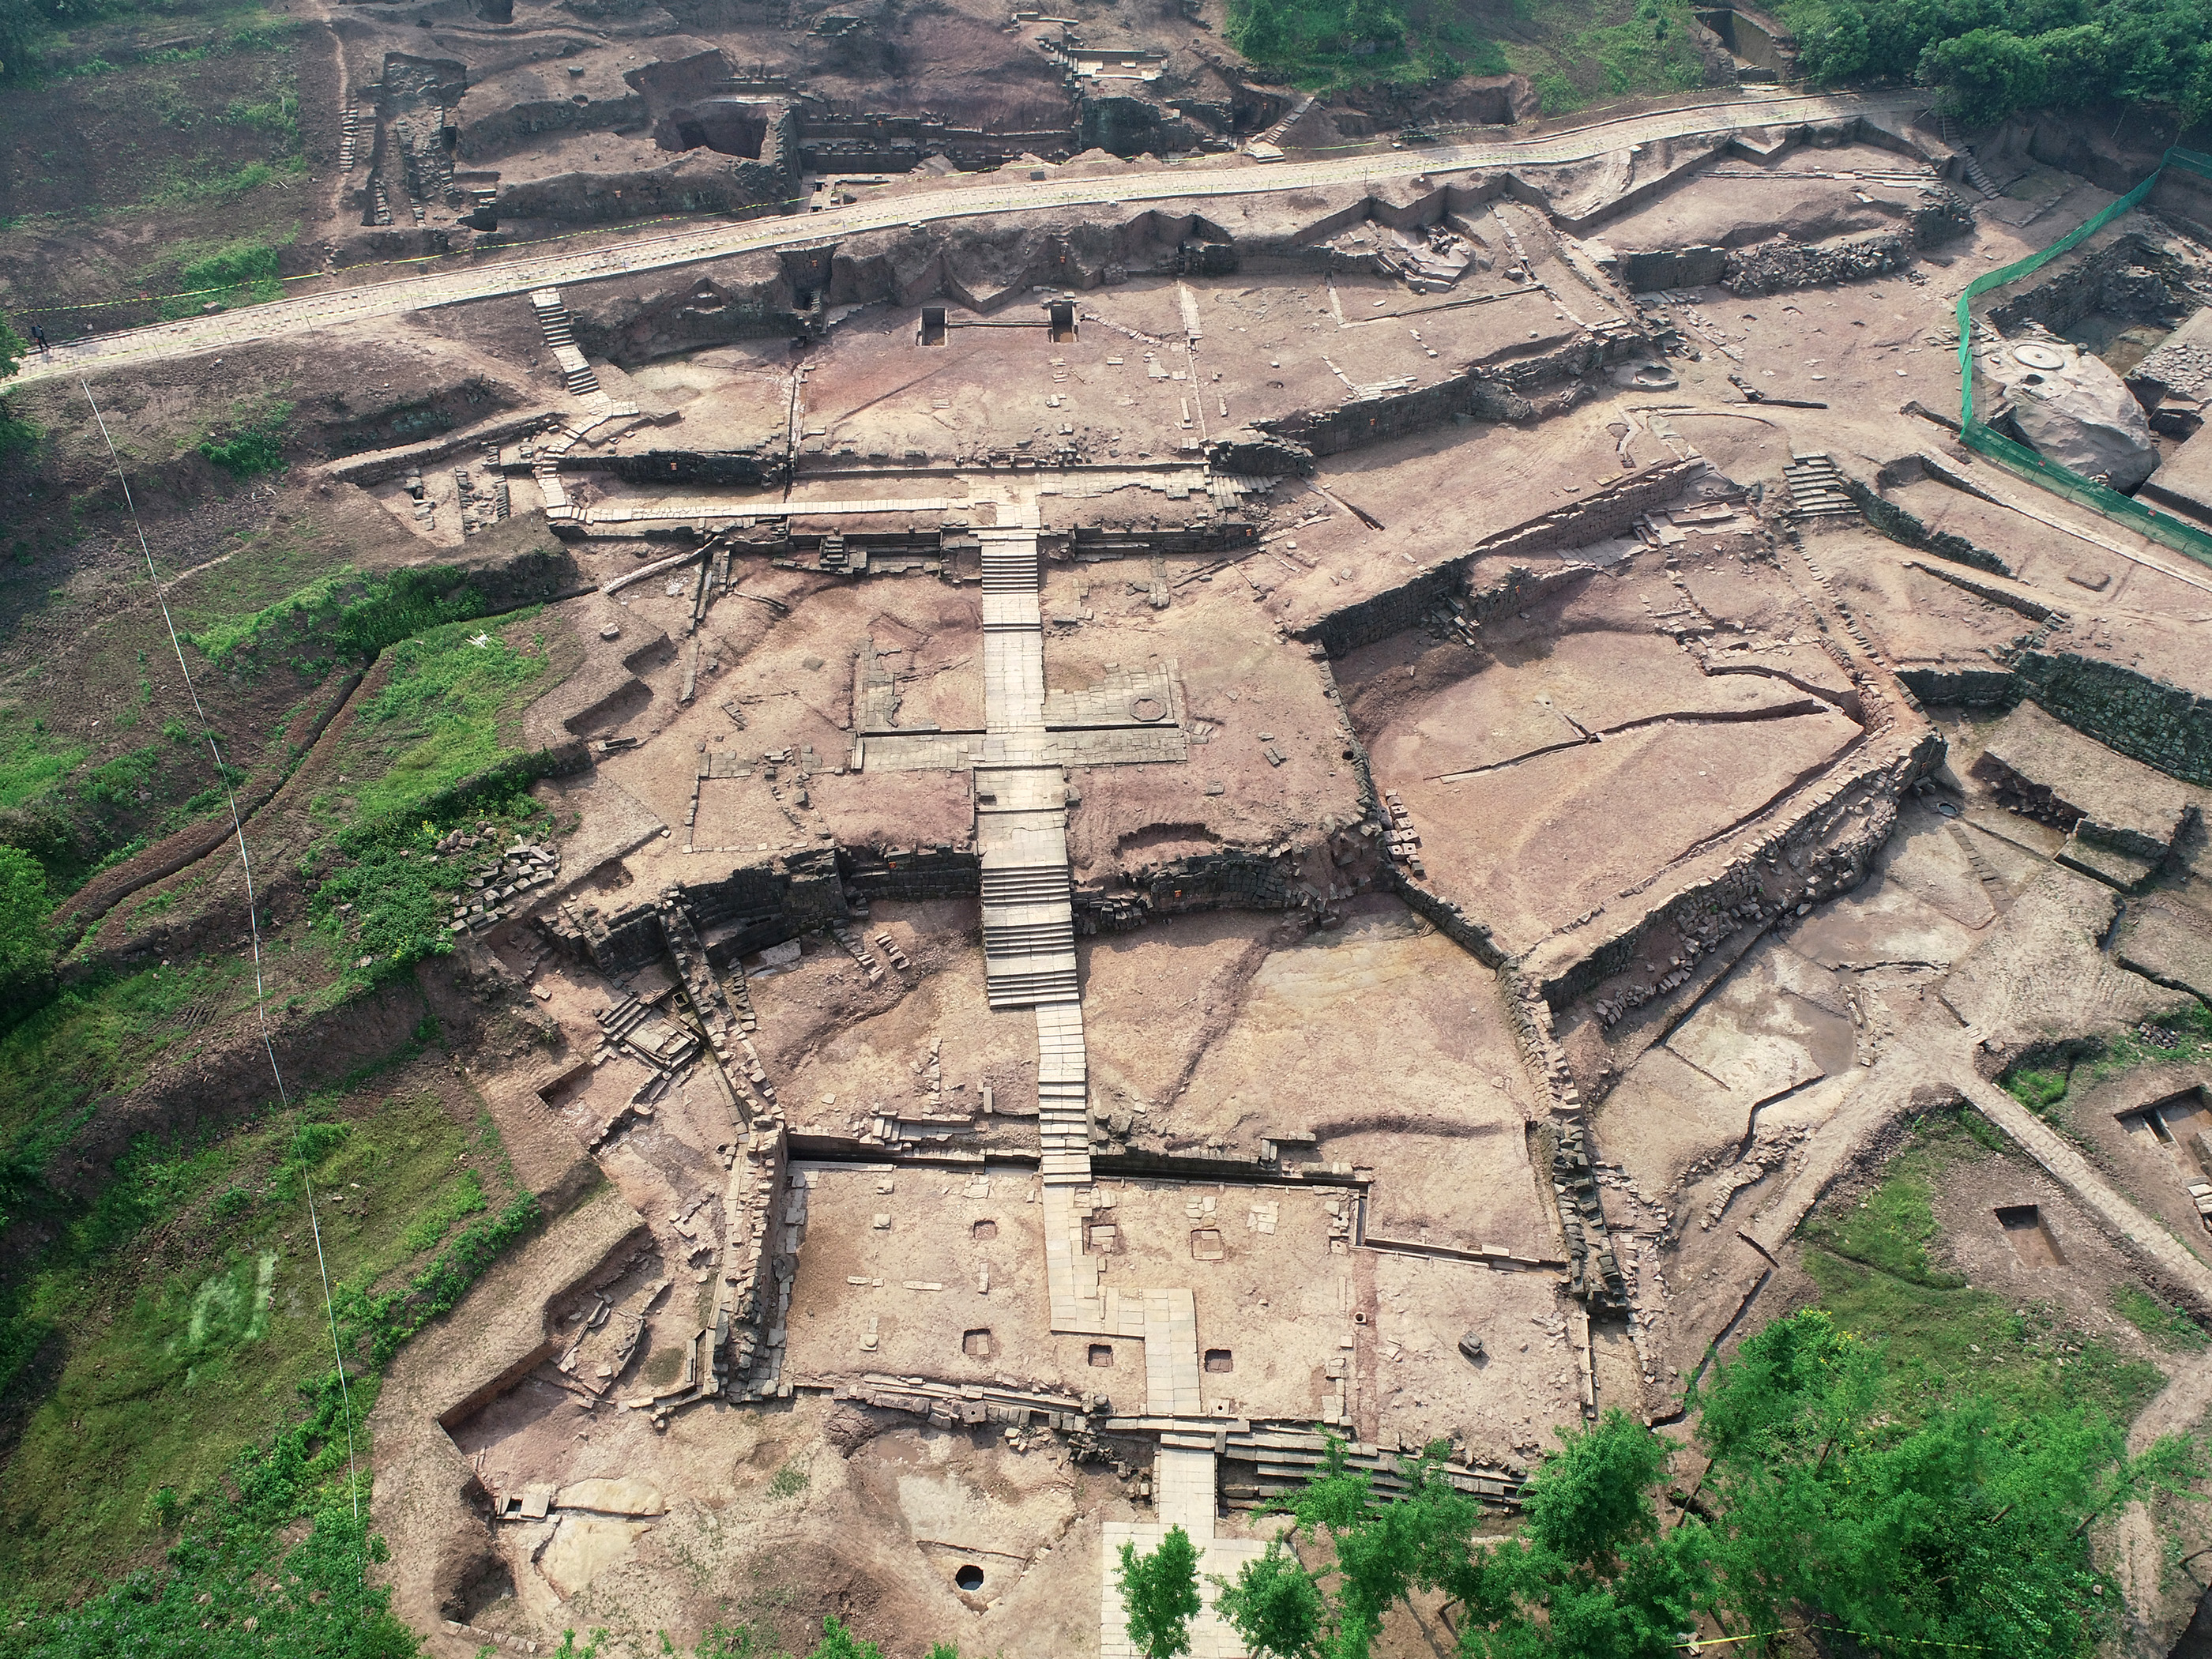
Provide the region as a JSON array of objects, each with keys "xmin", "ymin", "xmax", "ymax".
[
  {"xmin": 981, "ymin": 873, "xmax": 1071, "ymax": 904},
  {"xmin": 984, "ymin": 918, "xmax": 1074, "ymax": 950},
  {"xmin": 986, "ymin": 972, "xmax": 1080, "ymax": 1007}
]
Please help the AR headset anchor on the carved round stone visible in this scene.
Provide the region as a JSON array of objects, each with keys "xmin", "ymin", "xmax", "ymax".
[{"xmin": 1129, "ymin": 696, "xmax": 1167, "ymax": 723}]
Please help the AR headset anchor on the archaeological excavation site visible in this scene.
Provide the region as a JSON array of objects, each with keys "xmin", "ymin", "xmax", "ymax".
[{"xmin": 6, "ymin": 0, "xmax": 2212, "ymax": 1653}]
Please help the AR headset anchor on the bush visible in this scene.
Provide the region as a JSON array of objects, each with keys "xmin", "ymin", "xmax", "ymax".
[
  {"xmin": 1224, "ymin": 0, "xmax": 1509, "ymax": 89},
  {"xmin": 1920, "ymin": 27, "xmax": 2052, "ymax": 125},
  {"xmin": 198, "ymin": 403, "xmax": 292, "ymax": 478}
]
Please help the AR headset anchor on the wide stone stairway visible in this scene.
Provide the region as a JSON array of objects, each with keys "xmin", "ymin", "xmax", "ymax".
[{"xmin": 964, "ymin": 510, "xmax": 1259, "ymax": 1653}]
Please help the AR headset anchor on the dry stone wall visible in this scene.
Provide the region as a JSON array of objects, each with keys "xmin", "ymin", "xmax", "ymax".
[{"xmin": 2008, "ymin": 650, "xmax": 2212, "ymax": 787}]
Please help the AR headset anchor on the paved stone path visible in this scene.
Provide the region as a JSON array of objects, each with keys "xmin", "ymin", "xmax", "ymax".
[
  {"xmin": 1951, "ymin": 1066, "xmax": 2212, "ymax": 1310},
  {"xmin": 940, "ymin": 498, "xmax": 1257, "ymax": 1652},
  {"xmin": 11, "ymin": 89, "xmax": 1924, "ymax": 389}
]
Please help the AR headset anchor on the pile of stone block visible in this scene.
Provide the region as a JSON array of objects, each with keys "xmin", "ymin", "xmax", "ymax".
[
  {"xmin": 448, "ymin": 835, "xmax": 562, "ymax": 937},
  {"xmin": 1552, "ymin": 1121, "xmax": 1625, "ymax": 1309},
  {"xmin": 1379, "ymin": 791, "xmax": 1424, "ymax": 878}
]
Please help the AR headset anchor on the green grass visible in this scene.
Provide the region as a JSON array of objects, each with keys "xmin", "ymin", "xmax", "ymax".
[
  {"xmin": 0, "ymin": 959, "xmax": 256, "ymax": 1206},
  {"xmin": 395, "ymin": 1167, "xmax": 487, "ymax": 1253},
  {"xmin": 2004, "ymin": 1064, "xmax": 2072, "ymax": 1112},
  {"xmin": 0, "ymin": 1039, "xmax": 546, "ymax": 1650},
  {"xmin": 186, "ymin": 563, "xmax": 495, "ymax": 679},
  {"xmin": 197, "ymin": 400, "xmax": 291, "ymax": 477},
  {"xmin": 2114, "ymin": 1285, "xmax": 2210, "ymax": 1353},
  {"xmin": 0, "ymin": 714, "xmax": 85, "ymax": 811},
  {"xmin": 1497, "ymin": 0, "xmax": 1713, "ymax": 113},
  {"xmin": 156, "ymin": 235, "xmax": 287, "ymax": 320},
  {"xmin": 341, "ymin": 614, "xmax": 553, "ymax": 828},
  {"xmin": 1225, "ymin": 0, "xmax": 1510, "ymax": 90},
  {"xmin": 17, "ymin": 8, "xmax": 304, "ymax": 85},
  {"xmin": 307, "ymin": 797, "xmax": 547, "ymax": 985},
  {"xmin": 1999, "ymin": 1005, "xmax": 2212, "ymax": 1116},
  {"xmin": 0, "ymin": 1080, "xmax": 512, "ymax": 1597},
  {"xmin": 1803, "ymin": 1115, "xmax": 2166, "ymax": 1428}
]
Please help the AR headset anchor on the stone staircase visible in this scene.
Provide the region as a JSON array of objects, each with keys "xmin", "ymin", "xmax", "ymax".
[
  {"xmin": 338, "ymin": 103, "xmax": 362, "ymax": 172},
  {"xmin": 980, "ymin": 533, "xmax": 1039, "ymax": 594},
  {"xmin": 1781, "ymin": 453, "xmax": 1857, "ymax": 520},
  {"xmin": 531, "ymin": 288, "xmax": 602, "ymax": 398},
  {"xmin": 1035, "ymin": 1001, "xmax": 1090, "ymax": 1182},
  {"xmin": 1247, "ymin": 91, "xmax": 1315, "ymax": 152},
  {"xmin": 1936, "ymin": 111, "xmax": 2001, "ymax": 199},
  {"xmin": 979, "ymin": 855, "xmax": 1078, "ymax": 1006}
]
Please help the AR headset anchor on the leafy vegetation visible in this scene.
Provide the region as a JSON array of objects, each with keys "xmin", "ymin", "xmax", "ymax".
[
  {"xmin": 1504, "ymin": 0, "xmax": 1714, "ymax": 113},
  {"xmin": 1224, "ymin": 0, "xmax": 1707, "ymax": 105},
  {"xmin": 187, "ymin": 564, "xmax": 495, "ymax": 678},
  {"xmin": 0, "ymin": 715, "xmax": 85, "ymax": 812},
  {"xmin": 197, "ymin": 400, "xmax": 291, "ymax": 477},
  {"xmin": 1999, "ymin": 1006, "xmax": 2212, "ymax": 1115},
  {"xmin": 0, "ymin": 958, "xmax": 254, "ymax": 1243},
  {"xmin": 2005, "ymin": 1062, "xmax": 2072, "ymax": 1112},
  {"xmin": 2114, "ymin": 1285, "xmax": 2210, "ymax": 1353},
  {"xmin": 156, "ymin": 236, "xmax": 285, "ymax": 321},
  {"xmin": 0, "ymin": 847, "xmax": 52, "ymax": 1021},
  {"xmin": 331, "ymin": 1188, "xmax": 539, "ymax": 1369},
  {"xmin": 1202, "ymin": 1309, "xmax": 2203, "ymax": 1659},
  {"xmin": 1778, "ymin": 0, "xmax": 2212, "ymax": 128},
  {"xmin": 307, "ymin": 796, "xmax": 548, "ymax": 986},
  {"xmin": 339, "ymin": 615, "xmax": 555, "ymax": 830},
  {"xmin": 1804, "ymin": 1115, "xmax": 2165, "ymax": 1426},
  {"xmin": 1, "ymin": 0, "xmax": 298, "ymax": 86},
  {"xmin": 0, "ymin": 1055, "xmax": 529, "ymax": 1605},
  {"xmin": 0, "ymin": 316, "xmax": 22, "ymax": 382},
  {"xmin": 1224, "ymin": 0, "xmax": 1508, "ymax": 89},
  {"xmin": 1118, "ymin": 1525, "xmax": 1204, "ymax": 1658}
]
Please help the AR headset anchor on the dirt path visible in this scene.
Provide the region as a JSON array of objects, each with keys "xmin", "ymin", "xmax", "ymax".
[{"xmin": 9, "ymin": 90, "xmax": 1924, "ymax": 389}]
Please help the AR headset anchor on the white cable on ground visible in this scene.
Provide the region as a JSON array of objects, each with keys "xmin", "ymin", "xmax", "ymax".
[{"xmin": 80, "ymin": 382, "xmax": 366, "ymax": 1525}]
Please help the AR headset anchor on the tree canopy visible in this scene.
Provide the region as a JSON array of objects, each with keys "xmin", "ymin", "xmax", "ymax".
[
  {"xmin": 1780, "ymin": 0, "xmax": 2212, "ymax": 129},
  {"xmin": 1215, "ymin": 1311, "xmax": 2204, "ymax": 1659},
  {"xmin": 1119, "ymin": 1524, "xmax": 1205, "ymax": 1659}
]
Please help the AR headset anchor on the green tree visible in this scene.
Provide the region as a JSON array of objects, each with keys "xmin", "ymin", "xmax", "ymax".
[
  {"xmin": 1258, "ymin": 1436, "xmax": 1483, "ymax": 1659},
  {"xmin": 0, "ymin": 315, "xmax": 23, "ymax": 382},
  {"xmin": 805, "ymin": 1617, "xmax": 884, "ymax": 1659},
  {"xmin": 1695, "ymin": 1311, "xmax": 2208, "ymax": 1657},
  {"xmin": 1446, "ymin": 1411, "xmax": 1716, "ymax": 1658},
  {"xmin": 1119, "ymin": 1524, "xmax": 1205, "ymax": 1659},
  {"xmin": 1920, "ymin": 26, "xmax": 2052, "ymax": 125},
  {"xmin": 1214, "ymin": 1537, "xmax": 1326, "ymax": 1657}
]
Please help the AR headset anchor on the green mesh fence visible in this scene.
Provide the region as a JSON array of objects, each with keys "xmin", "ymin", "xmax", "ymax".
[{"xmin": 1954, "ymin": 146, "xmax": 2212, "ymax": 568}]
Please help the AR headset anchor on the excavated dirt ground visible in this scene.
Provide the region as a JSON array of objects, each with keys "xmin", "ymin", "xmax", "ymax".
[
  {"xmin": 25, "ymin": 63, "xmax": 2204, "ymax": 1659},
  {"xmin": 369, "ymin": 342, "xmax": 2212, "ymax": 1659}
]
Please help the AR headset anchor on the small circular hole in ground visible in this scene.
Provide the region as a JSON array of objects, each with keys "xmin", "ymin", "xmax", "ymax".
[{"xmin": 955, "ymin": 1563, "xmax": 985, "ymax": 1592}]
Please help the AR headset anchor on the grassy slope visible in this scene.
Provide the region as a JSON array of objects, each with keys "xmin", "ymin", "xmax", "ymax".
[
  {"xmin": 0, "ymin": 1, "xmax": 310, "ymax": 325},
  {"xmin": 1484, "ymin": 0, "xmax": 1713, "ymax": 113},
  {"xmin": 1227, "ymin": 0, "xmax": 1715, "ymax": 111},
  {"xmin": 0, "ymin": 496, "xmax": 408, "ymax": 902},
  {"xmin": 0, "ymin": 1062, "xmax": 519, "ymax": 1600},
  {"xmin": 1801, "ymin": 1113, "xmax": 2176, "ymax": 1428},
  {"xmin": 0, "ymin": 512, "xmax": 577, "ymax": 1621}
]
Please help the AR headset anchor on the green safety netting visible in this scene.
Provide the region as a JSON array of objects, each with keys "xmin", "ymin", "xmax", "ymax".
[{"xmin": 1954, "ymin": 145, "xmax": 2212, "ymax": 567}]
